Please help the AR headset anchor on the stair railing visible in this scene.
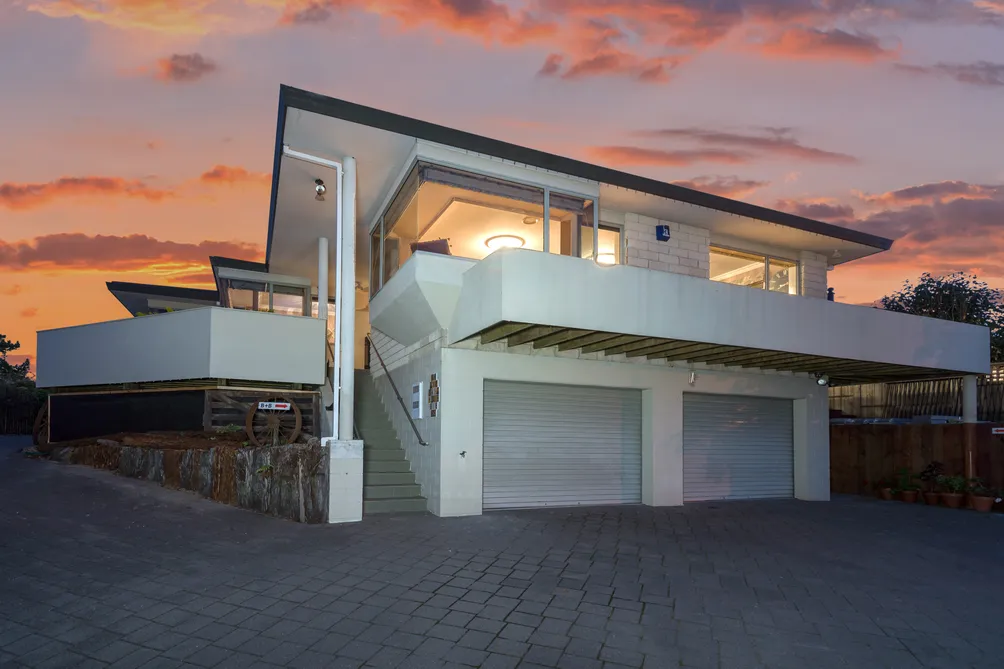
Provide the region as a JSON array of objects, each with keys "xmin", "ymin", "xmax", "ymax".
[{"xmin": 365, "ymin": 335, "xmax": 429, "ymax": 446}]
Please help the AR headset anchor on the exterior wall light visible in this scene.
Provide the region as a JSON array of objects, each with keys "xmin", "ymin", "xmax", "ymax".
[
  {"xmin": 816, "ymin": 374, "xmax": 829, "ymax": 386},
  {"xmin": 485, "ymin": 235, "xmax": 525, "ymax": 250}
]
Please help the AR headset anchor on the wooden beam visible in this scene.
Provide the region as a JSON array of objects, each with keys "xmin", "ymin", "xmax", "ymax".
[
  {"xmin": 682, "ymin": 345, "xmax": 753, "ymax": 364},
  {"xmin": 654, "ymin": 342, "xmax": 725, "ymax": 360},
  {"xmin": 734, "ymin": 352, "xmax": 823, "ymax": 370},
  {"xmin": 626, "ymin": 340, "xmax": 697, "ymax": 358},
  {"xmin": 581, "ymin": 335, "xmax": 647, "ymax": 354},
  {"xmin": 533, "ymin": 328, "xmax": 591, "ymax": 349},
  {"xmin": 508, "ymin": 326, "xmax": 562, "ymax": 347},
  {"xmin": 480, "ymin": 322, "xmax": 531, "ymax": 344},
  {"xmin": 557, "ymin": 332, "xmax": 619, "ymax": 351},
  {"xmin": 603, "ymin": 338, "xmax": 665, "ymax": 356},
  {"xmin": 692, "ymin": 348, "xmax": 785, "ymax": 366}
]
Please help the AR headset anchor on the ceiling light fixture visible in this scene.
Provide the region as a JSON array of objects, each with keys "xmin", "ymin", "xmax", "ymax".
[
  {"xmin": 816, "ymin": 373, "xmax": 829, "ymax": 386},
  {"xmin": 314, "ymin": 179, "xmax": 326, "ymax": 201},
  {"xmin": 485, "ymin": 235, "xmax": 525, "ymax": 250},
  {"xmin": 597, "ymin": 253, "xmax": 616, "ymax": 266},
  {"xmin": 522, "ymin": 216, "xmax": 539, "ymax": 226}
]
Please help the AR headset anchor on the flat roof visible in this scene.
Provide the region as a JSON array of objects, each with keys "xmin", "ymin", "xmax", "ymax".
[{"xmin": 267, "ymin": 85, "xmax": 893, "ymax": 261}]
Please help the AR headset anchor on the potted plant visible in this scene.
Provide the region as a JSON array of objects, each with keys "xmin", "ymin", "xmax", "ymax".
[
  {"xmin": 918, "ymin": 461, "xmax": 945, "ymax": 505},
  {"xmin": 968, "ymin": 479, "xmax": 998, "ymax": 513},
  {"xmin": 894, "ymin": 467, "xmax": 921, "ymax": 503},
  {"xmin": 936, "ymin": 475, "xmax": 967, "ymax": 508},
  {"xmin": 876, "ymin": 476, "xmax": 894, "ymax": 501}
]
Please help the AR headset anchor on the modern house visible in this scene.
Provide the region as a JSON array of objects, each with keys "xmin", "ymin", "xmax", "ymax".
[{"xmin": 36, "ymin": 85, "xmax": 990, "ymax": 522}]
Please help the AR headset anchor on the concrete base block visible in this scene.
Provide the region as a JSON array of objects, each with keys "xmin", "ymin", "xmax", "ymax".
[{"xmin": 325, "ymin": 439, "xmax": 363, "ymax": 523}]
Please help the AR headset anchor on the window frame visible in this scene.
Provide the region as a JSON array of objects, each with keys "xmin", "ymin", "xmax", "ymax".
[
  {"xmin": 709, "ymin": 243, "xmax": 801, "ymax": 295},
  {"xmin": 369, "ymin": 160, "xmax": 600, "ymax": 295}
]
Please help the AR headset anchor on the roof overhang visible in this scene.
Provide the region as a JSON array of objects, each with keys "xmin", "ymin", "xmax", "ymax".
[{"xmin": 106, "ymin": 281, "xmax": 218, "ymax": 316}]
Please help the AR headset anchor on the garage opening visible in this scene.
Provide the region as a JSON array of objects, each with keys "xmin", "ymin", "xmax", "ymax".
[
  {"xmin": 683, "ymin": 393, "xmax": 794, "ymax": 502},
  {"xmin": 483, "ymin": 381, "xmax": 642, "ymax": 510}
]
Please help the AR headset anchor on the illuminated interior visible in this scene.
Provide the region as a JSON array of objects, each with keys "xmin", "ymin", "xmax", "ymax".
[
  {"xmin": 372, "ymin": 162, "xmax": 613, "ymax": 291},
  {"xmin": 710, "ymin": 246, "xmax": 798, "ymax": 295}
]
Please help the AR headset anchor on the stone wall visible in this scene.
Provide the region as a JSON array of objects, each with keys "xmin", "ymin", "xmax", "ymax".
[{"xmin": 49, "ymin": 441, "xmax": 328, "ymax": 523}]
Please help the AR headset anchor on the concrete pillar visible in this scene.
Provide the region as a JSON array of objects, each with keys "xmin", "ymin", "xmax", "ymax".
[
  {"xmin": 327, "ymin": 440, "xmax": 363, "ymax": 523},
  {"xmin": 338, "ymin": 157, "xmax": 357, "ymax": 441},
  {"xmin": 963, "ymin": 374, "xmax": 978, "ymax": 480}
]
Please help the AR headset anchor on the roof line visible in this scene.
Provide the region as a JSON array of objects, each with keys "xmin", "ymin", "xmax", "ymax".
[
  {"xmin": 265, "ymin": 88, "xmax": 289, "ymax": 265},
  {"xmin": 267, "ymin": 84, "xmax": 893, "ymax": 260},
  {"xmin": 106, "ymin": 281, "xmax": 219, "ymax": 302}
]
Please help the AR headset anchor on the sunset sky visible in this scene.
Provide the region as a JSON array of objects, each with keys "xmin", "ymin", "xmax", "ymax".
[{"xmin": 2, "ymin": 0, "xmax": 1004, "ymax": 371}]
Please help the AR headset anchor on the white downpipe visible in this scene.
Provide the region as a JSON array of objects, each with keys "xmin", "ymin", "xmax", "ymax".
[
  {"xmin": 317, "ymin": 237, "xmax": 331, "ymax": 437},
  {"xmin": 338, "ymin": 157, "xmax": 357, "ymax": 441},
  {"xmin": 282, "ymin": 145, "xmax": 342, "ymax": 437}
]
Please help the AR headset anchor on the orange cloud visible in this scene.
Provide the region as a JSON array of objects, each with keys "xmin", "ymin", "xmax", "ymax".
[
  {"xmin": 27, "ymin": 0, "xmax": 228, "ymax": 34},
  {"xmin": 0, "ymin": 233, "xmax": 261, "ymax": 274},
  {"xmin": 154, "ymin": 53, "xmax": 218, "ymax": 83},
  {"xmin": 199, "ymin": 165, "xmax": 271, "ymax": 185},
  {"xmin": 588, "ymin": 146, "xmax": 751, "ymax": 167},
  {"xmin": 775, "ymin": 198, "xmax": 854, "ymax": 221},
  {"xmin": 0, "ymin": 176, "xmax": 173, "ymax": 211},
  {"xmin": 672, "ymin": 176, "xmax": 769, "ymax": 199},
  {"xmin": 858, "ymin": 181, "xmax": 1003, "ymax": 207},
  {"xmin": 19, "ymin": 308, "xmax": 39, "ymax": 318},
  {"xmin": 640, "ymin": 127, "xmax": 858, "ymax": 164},
  {"xmin": 1, "ymin": 285, "xmax": 23, "ymax": 296},
  {"xmin": 757, "ymin": 27, "xmax": 897, "ymax": 62}
]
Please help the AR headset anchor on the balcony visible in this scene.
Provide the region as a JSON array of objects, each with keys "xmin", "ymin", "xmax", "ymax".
[
  {"xmin": 36, "ymin": 307, "xmax": 326, "ymax": 389},
  {"xmin": 370, "ymin": 249, "xmax": 990, "ymax": 384}
]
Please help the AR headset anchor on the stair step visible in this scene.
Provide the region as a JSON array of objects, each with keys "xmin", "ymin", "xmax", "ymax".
[
  {"xmin": 365, "ymin": 460, "xmax": 412, "ymax": 473},
  {"xmin": 364, "ymin": 449, "xmax": 406, "ymax": 461},
  {"xmin": 364, "ymin": 484, "xmax": 423, "ymax": 500},
  {"xmin": 365, "ymin": 472, "xmax": 416, "ymax": 486},
  {"xmin": 364, "ymin": 497, "xmax": 428, "ymax": 514}
]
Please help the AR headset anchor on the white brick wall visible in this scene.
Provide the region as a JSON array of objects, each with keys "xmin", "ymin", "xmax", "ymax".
[
  {"xmin": 369, "ymin": 329, "xmax": 444, "ymax": 514},
  {"xmin": 799, "ymin": 251, "xmax": 829, "ymax": 300},
  {"xmin": 619, "ymin": 212, "xmax": 710, "ymax": 279}
]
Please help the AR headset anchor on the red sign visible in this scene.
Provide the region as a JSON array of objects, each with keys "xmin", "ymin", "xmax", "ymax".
[
  {"xmin": 258, "ymin": 402, "xmax": 291, "ymax": 411},
  {"xmin": 992, "ymin": 427, "xmax": 1004, "ymax": 435}
]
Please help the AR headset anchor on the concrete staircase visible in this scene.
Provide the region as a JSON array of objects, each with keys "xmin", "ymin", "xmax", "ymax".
[{"xmin": 355, "ymin": 370, "xmax": 428, "ymax": 514}]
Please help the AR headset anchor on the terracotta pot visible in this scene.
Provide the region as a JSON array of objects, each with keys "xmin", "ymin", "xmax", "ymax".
[
  {"xmin": 899, "ymin": 490, "xmax": 919, "ymax": 503},
  {"xmin": 971, "ymin": 495, "xmax": 994, "ymax": 513},
  {"xmin": 922, "ymin": 491, "xmax": 940, "ymax": 505},
  {"xmin": 941, "ymin": 492, "xmax": 964, "ymax": 509},
  {"xmin": 879, "ymin": 487, "xmax": 894, "ymax": 501}
]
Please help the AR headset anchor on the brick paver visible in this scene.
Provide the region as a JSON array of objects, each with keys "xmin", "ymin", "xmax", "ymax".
[{"xmin": 2, "ymin": 435, "xmax": 1003, "ymax": 668}]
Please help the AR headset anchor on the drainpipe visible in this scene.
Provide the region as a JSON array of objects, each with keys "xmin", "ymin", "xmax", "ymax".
[
  {"xmin": 317, "ymin": 237, "xmax": 331, "ymax": 437},
  {"xmin": 338, "ymin": 157, "xmax": 357, "ymax": 441},
  {"xmin": 962, "ymin": 374, "xmax": 978, "ymax": 482}
]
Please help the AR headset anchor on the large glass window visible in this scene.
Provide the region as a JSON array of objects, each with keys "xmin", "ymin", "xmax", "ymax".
[
  {"xmin": 374, "ymin": 162, "xmax": 593, "ymax": 291},
  {"xmin": 710, "ymin": 246, "xmax": 798, "ymax": 295},
  {"xmin": 219, "ymin": 272, "xmax": 311, "ymax": 314}
]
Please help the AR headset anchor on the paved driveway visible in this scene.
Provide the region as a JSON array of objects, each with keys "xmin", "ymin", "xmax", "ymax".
[{"xmin": 1, "ymin": 435, "xmax": 1003, "ymax": 669}]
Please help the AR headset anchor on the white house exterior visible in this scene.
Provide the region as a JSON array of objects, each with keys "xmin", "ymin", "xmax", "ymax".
[{"xmin": 36, "ymin": 85, "xmax": 991, "ymax": 522}]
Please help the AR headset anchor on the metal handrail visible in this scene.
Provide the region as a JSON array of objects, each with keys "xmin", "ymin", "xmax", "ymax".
[{"xmin": 365, "ymin": 334, "xmax": 429, "ymax": 446}]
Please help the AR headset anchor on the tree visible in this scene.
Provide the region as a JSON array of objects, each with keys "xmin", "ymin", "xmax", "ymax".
[
  {"xmin": 0, "ymin": 333, "xmax": 32, "ymax": 384},
  {"xmin": 880, "ymin": 272, "xmax": 1004, "ymax": 362}
]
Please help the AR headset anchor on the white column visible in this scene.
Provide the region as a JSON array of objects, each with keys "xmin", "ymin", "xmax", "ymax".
[
  {"xmin": 317, "ymin": 237, "xmax": 332, "ymax": 437},
  {"xmin": 338, "ymin": 157, "xmax": 358, "ymax": 441},
  {"xmin": 963, "ymin": 375, "xmax": 978, "ymax": 423}
]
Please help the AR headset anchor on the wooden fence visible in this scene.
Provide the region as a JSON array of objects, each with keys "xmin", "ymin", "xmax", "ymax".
[
  {"xmin": 830, "ymin": 365, "xmax": 1004, "ymax": 421},
  {"xmin": 830, "ymin": 424, "xmax": 1004, "ymax": 494},
  {"xmin": 0, "ymin": 385, "xmax": 43, "ymax": 436}
]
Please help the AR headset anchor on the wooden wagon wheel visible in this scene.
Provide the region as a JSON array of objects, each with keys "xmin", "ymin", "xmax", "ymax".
[
  {"xmin": 245, "ymin": 397, "xmax": 302, "ymax": 448},
  {"xmin": 32, "ymin": 402, "xmax": 51, "ymax": 453}
]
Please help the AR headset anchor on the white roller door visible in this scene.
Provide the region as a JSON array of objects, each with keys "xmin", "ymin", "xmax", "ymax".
[
  {"xmin": 683, "ymin": 393, "xmax": 794, "ymax": 502},
  {"xmin": 483, "ymin": 381, "xmax": 642, "ymax": 510}
]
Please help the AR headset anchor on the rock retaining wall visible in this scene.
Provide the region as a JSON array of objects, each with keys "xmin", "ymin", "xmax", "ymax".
[{"xmin": 50, "ymin": 440, "xmax": 328, "ymax": 523}]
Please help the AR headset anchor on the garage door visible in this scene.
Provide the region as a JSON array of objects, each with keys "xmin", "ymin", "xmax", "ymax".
[
  {"xmin": 483, "ymin": 381, "xmax": 642, "ymax": 510},
  {"xmin": 683, "ymin": 393, "xmax": 793, "ymax": 502}
]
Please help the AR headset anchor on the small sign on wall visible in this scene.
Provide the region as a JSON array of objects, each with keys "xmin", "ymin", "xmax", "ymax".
[
  {"xmin": 411, "ymin": 382, "xmax": 423, "ymax": 419},
  {"xmin": 428, "ymin": 373, "xmax": 440, "ymax": 417},
  {"xmin": 655, "ymin": 224, "xmax": 671, "ymax": 241},
  {"xmin": 992, "ymin": 427, "xmax": 1004, "ymax": 435}
]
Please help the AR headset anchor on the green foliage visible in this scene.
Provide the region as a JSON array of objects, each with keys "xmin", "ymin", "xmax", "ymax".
[
  {"xmin": 256, "ymin": 464, "xmax": 273, "ymax": 476},
  {"xmin": 880, "ymin": 272, "xmax": 1004, "ymax": 362},
  {"xmin": 893, "ymin": 467, "xmax": 921, "ymax": 493},
  {"xmin": 0, "ymin": 333, "xmax": 32, "ymax": 384},
  {"xmin": 214, "ymin": 424, "xmax": 244, "ymax": 434},
  {"xmin": 936, "ymin": 474, "xmax": 968, "ymax": 494},
  {"xmin": 968, "ymin": 478, "xmax": 993, "ymax": 497}
]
